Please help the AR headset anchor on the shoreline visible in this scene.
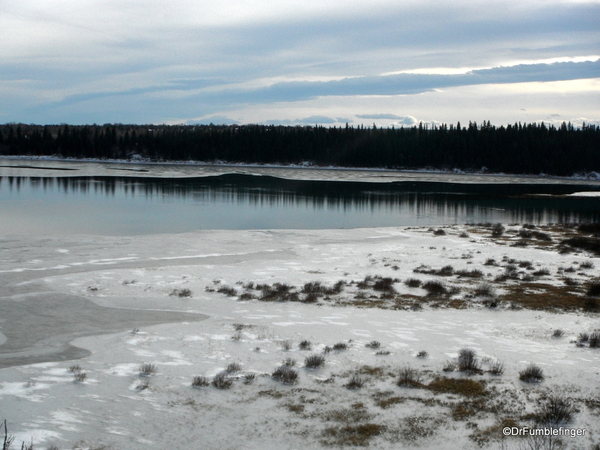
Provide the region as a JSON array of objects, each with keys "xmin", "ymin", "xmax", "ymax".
[{"xmin": 2, "ymin": 154, "xmax": 600, "ymax": 184}]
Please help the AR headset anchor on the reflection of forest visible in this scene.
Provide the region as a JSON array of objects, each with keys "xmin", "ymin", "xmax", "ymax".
[{"xmin": 2, "ymin": 174, "xmax": 600, "ymax": 225}]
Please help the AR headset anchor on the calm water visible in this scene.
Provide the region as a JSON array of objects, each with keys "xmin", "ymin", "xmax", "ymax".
[{"xmin": 1, "ymin": 161, "xmax": 600, "ymax": 235}]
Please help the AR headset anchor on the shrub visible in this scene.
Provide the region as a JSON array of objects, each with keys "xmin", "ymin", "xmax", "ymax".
[
  {"xmin": 136, "ymin": 379, "xmax": 150, "ymax": 390},
  {"xmin": 302, "ymin": 281, "xmax": 326, "ymax": 294},
  {"xmin": 580, "ymin": 261, "xmax": 595, "ymax": 269},
  {"xmin": 366, "ymin": 341, "xmax": 381, "ymax": 349},
  {"xmin": 303, "ymin": 292, "xmax": 319, "ymax": 303},
  {"xmin": 458, "ymin": 348, "xmax": 481, "ymax": 374},
  {"xmin": 226, "ymin": 362, "xmax": 242, "ymax": 373},
  {"xmin": 519, "ymin": 364, "xmax": 544, "ymax": 383},
  {"xmin": 532, "ymin": 268, "xmax": 550, "ymax": 277},
  {"xmin": 536, "ymin": 396, "xmax": 575, "ymax": 425},
  {"xmin": 74, "ymin": 372, "xmax": 87, "ymax": 382},
  {"xmin": 518, "ymin": 228, "xmax": 533, "ymax": 239},
  {"xmin": 244, "ymin": 373, "xmax": 256, "ymax": 384},
  {"xmin": 281, "ymin": 340, "xmax": 293, "ymax": 351},
  {"xmin": 434, "ymin": 229, "xmax": 446, "ymax": 236},
  {"xmin": 442, "ymin": 361, "xmax": 456, "ymax": 372},
  {"xmin": 552, "ymin": 329, "xmax": 564, "ymax": 338},
  {"xmin": 587, "ymin": 283, "xmax": 600, "ymax": 297},
  {"xmin": 212, "ymin": 372, "xmax": 233, "ymax": 389},
  {"xmin": 589, "ymin": 332, "xmax": 600, "ymax": 348},
  {"xmin": 474, "ymin": 283, "xmax": 496, "ymax": 297},
  {"xmin": 578, "ymin": 332, "xmax": 590, "ymax": 343},
  {"xmin": 373, "ymin": 277, "xmax": 396, "ymax": 292},
  {"xmin": 404, "ymin": 278, "xmax": 422, "ymax": 288},
  {"xmin": 396, "ymin": 366, "xmax": 422, "ymax": 387},
  {"xmin": 171, "ymin": 288, "xmax": 193, "ymax": 297},
  {"xmin": 484, "ymin": 258, "xmax": 497, "ymax": 266},
  {"xmin": 345, "ymin": 375, "xmax": 365, "ymax": 390},
  {"xmin": 488, "ymin": 360, "xmax": 505, "ymax": 375},
  {"xmin": 491, "ymin": 223, "xmax": 505, "ymax": 237},
  {"xmin": 68, "ymin": 364, "xmax": 82, "ymax": 373},
  {"xmin": 323, "ymin": 345, "xmax": 332, "ymax": 354},
  {"xmin": 139, "ymin": 363, "xmax": 157, "ymax": 376},
  {"xmin": 578, "ymin": 223, "xmax": 600, "ymax": 234},
  {"xmin": 299, "ymin": 340, "xmax": 312, "ymax": 350},
  {"xmin": 192, "ymin": 376, "xmax": 210, "ymax": 387},
  {"xmin": 416, "ymin": 350, "xmax": 428, "ymax": 358},
  {"xmin": 231, "ymin": 330, "xmax": 242, "ymax": 341},
  {"xmin": 455, "ymin": 269, "xmax": 483, "ymax": 278},
  {"xmin": 272, "ymin": 366, "xmax": 299, "ymax": 384},
  {"xmin": 422, "ymin": 280, "xmax": 446, "ymax": 295},
  {"xmin": 562, "ymin": 236, "xmax": 600, "ymax": 255},
  {"xmin": 375, "ymin": 350, "xmax": 391, "ymax": 356},
  {"xmin": 282, "ymin": 358, "xmax": 297, "ymax": 367},
  {"xmin": 305, "ymin": 354, "xmax": 326, "ymax": 369},
  {"xmin": 333, "ymin": 342, "xmax": 348, "ymax": 351}
]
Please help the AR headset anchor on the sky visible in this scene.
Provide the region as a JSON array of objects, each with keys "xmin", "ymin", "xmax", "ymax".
[{"xmin": 1, "ymin": 0, "xmax": 599, "ymax": 127}]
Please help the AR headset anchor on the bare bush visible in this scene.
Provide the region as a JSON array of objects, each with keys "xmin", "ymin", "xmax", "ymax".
[
  {"xmin": 299, "ymin": 340, "xmax": 312, "ymax": 350},
  {"xmin": 587, "ymin": 282, "xmax": 600, "ymax": 297},
  {"xmin": 422, "ymin": 280, "xmax": 447, "ymax": 295},
  {"xmin": 519, "ymin": 364, "xmax": 544, "ymax": 383},
  {"xmin": 73, "ymin": 372, "xmax": 87, "ymax": 382},
  {"xmin": 272, "ymin": 366, "xmax": 299, "ymax": 384},
  {"xmin": 212, "ymin": 372, "xmax": 233, "ymax": 389},
  {"xmin": 282, "ymin": 358, "xmax": 297, "ymax": 367},
  {"xmin": 458, "ymin": 348, "xmax": 481, "ymax": 374},
  {"xmin": 280, "ymin": 340, "xmax": 293, "ymax": 351},
  {"xmin": 305, "ymin": 354, "xmax": 326, "ymax": 369},
  {"xmin": 474, "ymin": 283, "xmax": 495, "ymax": 297},
  {"xmin": 333, "ymin": 342, "xmax": 348, "ymax": 351},
  {"xmin": 226, "ymin": 362, "xmax": 242, "ymax": 373},
  {"xmin": 416, "ymin": 350, "xmax": 428, "ymax": 358},
  {"xmin": 366, "ymin": 341, "xmax": 381, "ymax": 349},
  {"xmin": 552, "ymin": 329, "xmax": 564, "ymax": 338},
  {"xmin": 244, "ymin": 373, "xmax": 256, "ymax": 384},
  {"xmin": 404, "ymin": 278, "xmax": 422, "ymax": 288},
  {"xmin": 68, "ymin": 364, "xmax": 82, "ymax": 373},
  {"xmin": 171, "ymin": 288, "xmax": 193, "ymax": 297},
  {"xmin": 345, "ymin": 375, "xmax": 365, "ymax": 390},
  {"xmin": 139, "ymin": 363, "xmax": 157, "ymax": 376},
  {"xmin": 396, "ymin": 366, "xmax": 422, "ymax": 387},
  {"xmin": 192, "ymin": 376, "xmax": 210, "ymax": 387},
  {"xmin": 589, "ymin": 331, "xmax": 600, "ymax": 348},
  {"xmin": 442, "ymin": 361, "xmax": 456, "ymax": 372},
  {"xmin": 536, "ymin": 395, "xmax": 575, "ymax": 425},
  {"xmin": 491, "ymin": 223, "xmax": 505, "ymax": 237},
  {"xmin": 488, "ymin": 360, "xmax": 505, "ymax": 376}
]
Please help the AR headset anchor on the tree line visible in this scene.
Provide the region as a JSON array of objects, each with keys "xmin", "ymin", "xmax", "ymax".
[{"xmin": 0, "ymin": 121, "xmax": 598, "ymax": 177}]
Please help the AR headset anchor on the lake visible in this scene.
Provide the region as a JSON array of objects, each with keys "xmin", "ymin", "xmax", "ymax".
[{"xmin": 1, "ymin": 158, "xmax": 599, "ymax": 235}]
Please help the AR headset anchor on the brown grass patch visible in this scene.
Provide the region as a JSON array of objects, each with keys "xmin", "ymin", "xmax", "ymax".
[
  {"xmin": 427, "ymin": 377, "xmax": 486, "ymax": 397},
  {"xmin": 500, "ymin": 283, "xmax": 586, "ymax": 311},
  {"xmin": 376, "ymin": 396, "xmax": 406, "ymax": 409},
  {"xmin": 322, "ymin": 423, "xmax": 386, "ymax": 446}
]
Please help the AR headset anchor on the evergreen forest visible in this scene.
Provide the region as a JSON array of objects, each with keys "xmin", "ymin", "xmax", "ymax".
[{"xmin": 1, "ymin": 121, "xmax": 599, "ymax": 177}]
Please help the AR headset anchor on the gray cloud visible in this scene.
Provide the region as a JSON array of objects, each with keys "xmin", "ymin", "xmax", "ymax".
[{"xmin": 2, "ymin": 1, "xmax": 599, "ymax": 124}]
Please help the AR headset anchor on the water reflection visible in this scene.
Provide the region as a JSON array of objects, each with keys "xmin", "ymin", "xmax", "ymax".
[{"xmin": 1, "ymin": 174, "xmax": 599, "ymax": 235}]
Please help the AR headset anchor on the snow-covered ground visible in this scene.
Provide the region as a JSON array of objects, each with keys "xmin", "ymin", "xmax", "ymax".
[{"xmin": 1, "ymin": 225, "xmax": 599, "ymax": 449}]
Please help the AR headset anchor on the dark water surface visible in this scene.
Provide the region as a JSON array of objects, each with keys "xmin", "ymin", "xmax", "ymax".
[{"xmin": 1, "ymin": 165, "xmax": 600, "ymax": 235}]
